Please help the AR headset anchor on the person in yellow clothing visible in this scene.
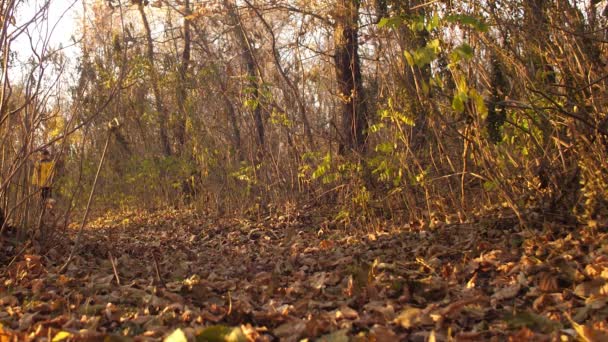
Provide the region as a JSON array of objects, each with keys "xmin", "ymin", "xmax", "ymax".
[{"xmin": 32, "ymin": 149, "xmax": 55, "ymax": 201}]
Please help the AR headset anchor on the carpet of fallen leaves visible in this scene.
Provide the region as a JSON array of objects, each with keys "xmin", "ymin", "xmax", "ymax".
[{"xmin": 1, "ymin": 208, "xmax": 608, "ymax": 341}]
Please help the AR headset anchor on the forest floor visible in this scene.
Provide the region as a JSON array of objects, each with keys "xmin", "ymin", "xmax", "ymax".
[{"xmin": 1, "ymin": 208, "xmax": 608, "ymax": 341}]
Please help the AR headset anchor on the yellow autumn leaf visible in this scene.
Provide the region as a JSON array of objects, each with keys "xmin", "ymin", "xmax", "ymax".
[{"xmin": 52, "ymin": 331, "xmax": 73, "ymax": 342}]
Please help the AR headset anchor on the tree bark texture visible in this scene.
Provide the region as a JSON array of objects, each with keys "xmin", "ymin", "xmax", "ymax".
[{"xmin": 334, "ymin": 0, "xmax": 367, "ymax": 155}]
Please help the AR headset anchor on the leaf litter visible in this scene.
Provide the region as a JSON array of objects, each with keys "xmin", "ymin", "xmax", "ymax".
[{"xmin": 0, "ymin": 208, "xmax": 607, "ymax": 341}]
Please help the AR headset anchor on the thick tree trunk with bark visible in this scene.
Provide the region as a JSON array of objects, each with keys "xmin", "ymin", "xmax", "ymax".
[{"xmin": 334, "ymin": 0, "xmax": 367, "ymax": 155}]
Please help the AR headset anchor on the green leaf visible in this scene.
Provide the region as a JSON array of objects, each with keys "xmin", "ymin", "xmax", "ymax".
[
  {"xmin": 469, "ymin": 89, "xmax": 488, "ymax": 119},
  {"xmin": 378, "ymin": 16, "xmax": 402, "ymax": 28},
  {"xmin": 483, "ymin": 181, "xmax": 496, "ymax": 191},
  {"xmin": 412, "ymin": 39, "xmax": 441, "ymax": 67},
  {"xmin": 413, "ymin": 47, "xmax": 434, "ymax": 67},
  {"xmin": 375, "ymin": 142, "xmax": 395, "ymax": 154},
  {"xmin": 368, "ymin": 123, "xmax": 385, "ymax": 133},
  {"xmin": 446, "ymin": 14, "xmax": 488, "ymax": 32},
  {"xmin": 312, "ymin": 153, "xmax": 332, "ymax": 180},
  {"xmin": 409, "ymin": 15, "xmax": 426, "ymax": 32},
  {"xmin": 426, "ymin": 13, "xmax": 440, "ymax": 31},
  {"xmin": 243, "ymin": 99, "xmax": 259, "ymax": 110},
  {"xmin": 378, "ymin": 17, "xmax": 389, "ymax": 28},
  {"xmin": 403, "ymin": 50, "xmax": 415, "ymax": 67},
  {"xmin": 421, "ymin": 80, "xmax": 430, "ymax": 96},
  {"xmin": 452, "ymin": 92, "xmax": 468, "ymax": 113},
  {"xmin": 396, "ymin": 112, "xmax": 415, "ymax": 126},
  {"xmin": 195, "ymin": 325, "xmax": 247, "ymax": 342},
  {"xmin": 427, "ymin": 39, "xmax": 441, "ymax": 53},
  {"xmin": 450, "ymin": 43, "xmax": 475, "ymax": 62},
  {"xmin": 456, "ymin": 76, "xmax": 468, "ymax": 93}
]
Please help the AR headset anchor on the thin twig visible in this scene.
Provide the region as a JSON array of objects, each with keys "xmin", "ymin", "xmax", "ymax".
[
  {"xmin": 152, "ymin": 251, "xmax": 164, "ymax": 287},
  {"xmin": 108, "ymin": 251, "xmax": 121, "ymax": 286},
  {"xmin": 59, "ymin": 130, "xmax": 111, "ymax": 273},
  {"xmin": 411, "ymin": 0, "xmax": 439, "ymax": 10}
]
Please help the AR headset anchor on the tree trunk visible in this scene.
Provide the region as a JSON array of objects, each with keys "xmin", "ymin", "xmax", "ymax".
[
  {"xmin": 487, "ymin": 53, "xmax": 507, "ymax": 144},
  {"xmin": 334, "ymin": 0, "xmax": 367, "ymax": 155},
  {"xmin": 219, "ymin": 79, "xmax": 243, "ymax": 161},
  {"xmin": 245, "ymin": 1, "xmax": 314, "ymax": 149},
  {"xmin": 175, "ymin": 0, "xmax": 191, "ymax": 156},
  {"xmin": 224, "ymin": 0, "xmax": 265, "ymax": 155},
  {"xmin": 137, "ymin": 1, "xmax": 172, "ymax": 156}
]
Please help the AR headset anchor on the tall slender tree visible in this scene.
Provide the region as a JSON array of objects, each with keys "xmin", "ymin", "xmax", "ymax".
[
  {"xmin": 223, "ymin": 0, "xmax": 265, "ymax": 158},
  {"xmin": 334, "ymin": 0, "xmax": 367, "ymax": 155},
  {"xmin": 135, "ymin": 0, "xmax": 172, "ymax": 156}
]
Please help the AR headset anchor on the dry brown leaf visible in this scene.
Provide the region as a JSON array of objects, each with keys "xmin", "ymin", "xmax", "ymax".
[
  {"xmin": 394, "ymin": 306, "xmax": 432, "ymax": 329},
  {"xmin": 369, "ymin": 325, "xmax": 397, "ymax": 341},
  {"xmin": 571, "ymin": 320, "xmax": 608, "ymax": 342},
  {"xmin": 131, "ymin": 315, "xmax": 154, "ymax": 325},
  {"xmin": 364, "ymin": 301, "xmax": 395, "ymax": 321},
  {"xmin": 585, "ymin": 295, "xmax": 608, "ymax": 310},
  {"xmin": 309, "ymin": 272, "xmax": 328, "ymax": 291},
  {"xmin": 508, "ymin": 327, "xmax": 537, "ymax": 342},
  {"xmin": 6, "ymin": 208, "xmax": 608, "ymax": 341},
  {"xmin": 466, "ymin": 272, "xmax": 478, "ymax": 288},
  {"xmin": 537, "ymin": 272, "xmax": 559, "ymax": 293},
  {"xmin": 335, "ymin": 306, "xmax": 358, "ymax": 320},
  {"xmin": 455, "ymin": 331, "xmax": 484, "ymax": 340},
  {"xmin": 18, "ymin": 313, "xmax": 37, "ymax": 331},
  {"xmin": 274, "ymin": 319, "xmax": 307, "ymax": 341},
  {"xmin": 0, "ymin": 296, "xmax": 18, "ymax": 307},
  {"xmin": 491, "ymin": 283, "xmax": 521, "ymax": 305},
  {"xmin": 574, "ymin": 279, "xmax": 607, "ymax": 298},
  {"xmin": 30, "ymin": 279, "xmax": 44, "ymax": 295},
  {"xmin": 438, "ymin": 295, "xmax": 487, "ymax": 319}
]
